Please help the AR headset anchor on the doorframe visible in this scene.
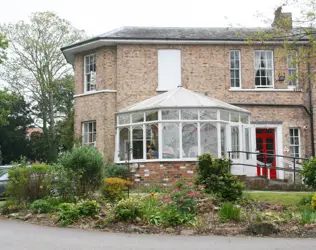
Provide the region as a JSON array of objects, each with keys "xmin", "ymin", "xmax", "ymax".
[{"xmin": 253, "ymin": 123, "xmax": 284, "ymax": 180}]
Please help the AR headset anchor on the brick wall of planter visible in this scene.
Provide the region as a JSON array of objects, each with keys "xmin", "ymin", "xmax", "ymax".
[{"xmin": 129, "ymin": 162, "xmax": 197, "ymax": 186}]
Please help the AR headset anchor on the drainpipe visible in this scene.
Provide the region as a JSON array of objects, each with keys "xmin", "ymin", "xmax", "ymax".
[{"xmin": 308, "ymin": 59, "xmax": 315, "ymax": 156}]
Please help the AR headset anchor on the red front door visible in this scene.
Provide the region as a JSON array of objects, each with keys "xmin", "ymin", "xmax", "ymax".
[{"xmin": 256, "ymin": 129, "xmax": 277, "ymax": 179}]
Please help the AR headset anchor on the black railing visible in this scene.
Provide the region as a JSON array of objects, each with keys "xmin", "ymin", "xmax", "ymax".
[{"xmin": 227, "ymin": 150, "xmax": 309, "ymax": 187}]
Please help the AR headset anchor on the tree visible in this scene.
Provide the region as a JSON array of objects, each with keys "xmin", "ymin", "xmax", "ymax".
[
  {"xmin": 0, "ymin": 12, "xmax": 85, "ymax": 162},
  {"xmin": 0, "ymin": 90, "xmax": 33, "ymax": 164},
  {"xmin": 0, "ymin": 33, "xmax": 8, "ymax": 64}
]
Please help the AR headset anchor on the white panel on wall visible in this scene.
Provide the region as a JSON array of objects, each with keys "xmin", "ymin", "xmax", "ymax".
[{"xmin": 158, "ymin": 50, "xmax": 181, "ymax": 90}]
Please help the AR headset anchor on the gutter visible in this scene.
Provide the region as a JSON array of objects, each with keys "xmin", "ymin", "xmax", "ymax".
[{"xmin": 230, "ymin": 102, "xmax": 315, "ymax": 156}]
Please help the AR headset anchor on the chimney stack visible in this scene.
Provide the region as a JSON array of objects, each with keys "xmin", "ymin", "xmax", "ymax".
[{"xmin": 272, "ymin": 6, "xmax": 292, "ymax": 29}]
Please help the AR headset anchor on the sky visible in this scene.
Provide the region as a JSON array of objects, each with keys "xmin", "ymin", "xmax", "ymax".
[{"xmin": 0, "ymin": 0, "xmax": 301, "ymax": 37}]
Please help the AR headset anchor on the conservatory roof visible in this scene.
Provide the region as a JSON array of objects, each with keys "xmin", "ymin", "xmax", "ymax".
[{"xmin": 118, "ymin": 87, "xmax": 250, "ymax": 114}]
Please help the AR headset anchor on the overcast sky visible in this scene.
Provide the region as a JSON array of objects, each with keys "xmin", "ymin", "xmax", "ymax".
[{"xmin": 0, "ymin": 0, "xmax": 301, "ymax": 37}]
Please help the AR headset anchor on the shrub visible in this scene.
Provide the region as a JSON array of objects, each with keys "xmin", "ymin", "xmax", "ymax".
[
  {"xmin": 58, "ymin": 203, "xmax": 80, "ymax": 226},
  {"xmin": 312, "ymin": 193, "xmax": 316, "ymax": 210},
  {"xmin": 58, "ymin": 146, "xmax": 104, "ymax": 195},
  {"xmin": 103, "ymin": 163, "xmax": 129, "ymax": 178},
  {"xmin": 158, "ymin": 203, "xmax": 195, "ymax": 226},
  {"xmin": 196, "ymin": 154, "xmax": 244, "ymax": 201},
  {"xmin": 114, "ymin": 197, "xmax": 143, "ymax": 221},
  {"xmin": 301, "ymin": 158, "xmax": 316, "ymax": 190},
  {"xmin": 6, "ymin": 164, "xmax": 52, "ymax": 203},
  {"xmin": 101, "ymin": 177, "xmax": 132, "ymax": 201},
  {"xmin": 77, "ymin": 200, "xmax": 100, "ymax": 217},
  {"xmin": 30, "ymin": 199, "xmax": 54, "ymax": 214},
  {"xmin": 0, "ymin": 200, "xmax": 21, "ymax": 215},
  {"xmin": 219, "ymin": 203, "xmax": 241, "ymax": 222},
  {"xmin": 298, "ymin": 193, "xmax": 314, "ymax": 207}
]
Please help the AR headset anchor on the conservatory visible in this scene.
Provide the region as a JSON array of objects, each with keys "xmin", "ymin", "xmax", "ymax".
[{"xmin": 115, "ymin": 87, "xmax": 256, "ymax": 176}]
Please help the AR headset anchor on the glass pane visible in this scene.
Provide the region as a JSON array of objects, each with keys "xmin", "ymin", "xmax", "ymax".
[
  {"xmin": 230, "ymin": 113, "xmax": 239, "ymax": 122},
  {"xmin": 245, "ymin": 127, "xmax": 250, "ymax": 159},
  {"xmin": 132, "ymin": 112, "xmax": 144, "ymax": 123},
  {"xmin": 221, "ymin": 124, "xmax": 226, "ymax": 157},
  {"xmin": 146, "ymin": 124, "xmax": 159, "ymax": 159},
  {"xmin": 162, "ymin": 123, "xmax": 180, "ymax": 159},
  {"xmin": 132, "ymin": 127, "xmax": 143, "ymax": 160},
  {"xmin": 145, "ymin": 110, "xmax": 158, "ymax": 121},
  {"xmin": 200, "ymin": 123, "xmax": 218, "ymax": 157},
  {"xmin": 220, "ymin": 110, "xmax": 229, "ymax": 121},
  {"xmin": 231, "ymin": 126, "xmax": 239, "ymax": 159},
  {"xmin": 182, "ymin": 123, "xmax": 198, "ymax": 158},
  {"xmin": 181, "ymin": 109, "xmax": 198, "ymax": 120},
  {"xmin": 118, "ymin": 114, "xmax": 130, "ymax": 124},
  {"xmin": 119, "ymin": 128, "xmax": 130, "ymax": 161},
  {"xmin": 240, "ymin": 114, "xmax": 249, "ymax": 124},
  {"xmin": 162, "ymin": 110, "xmax": 179, "ymax": 120},
  {"xmin": 200, "ymin": 109, "xmax": 217, "ymax": 120}
]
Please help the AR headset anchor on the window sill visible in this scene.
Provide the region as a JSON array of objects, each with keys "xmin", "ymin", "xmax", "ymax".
[
  {"xmin": 115, "ymin": 158, "xmax": 198, "ymax": 164},
  {"xmin": 229, "ymin": 88, "xmax": 301, "ymax": 92},
  {"xmin": 156, "ymin": 89, "xmax": 169, "ymax": 92},
  {"xmin": 74, "ymin": 89, "xmax": 117, "ymax": 97}
]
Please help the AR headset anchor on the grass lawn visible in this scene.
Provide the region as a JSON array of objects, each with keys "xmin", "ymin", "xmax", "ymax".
[{"xmin": 247, "ymin": 191, "xmax": 313, "ymax": 206}]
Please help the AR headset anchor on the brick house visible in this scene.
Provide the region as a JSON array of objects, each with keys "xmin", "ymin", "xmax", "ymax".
[{"xmin": 61, "ymin": 11, "xmax": 316, "ymax": 184}]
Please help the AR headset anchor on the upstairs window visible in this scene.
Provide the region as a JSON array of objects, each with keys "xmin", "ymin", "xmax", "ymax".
[
  {"xmin": 158, "ymin": 50, "xmax": 181, "ymax": 90},
  {"xmin": 254, "ymin": 50, "xmax": 274, "ymax": 88},
  {"xmin": 287, "ymin": 52, "xmax": 298, "ymax": 88},
  {"xmin": 289, "ymin": 128, "xmax": 300, "ymax": 158},
  {"xmin": 82, "ymin": 121, "xmax": 96, "ymax": 146},
  {"xmin": 230, "ymin": 50, "xmax": 241, "ymax": 88},
  {"xmin": 84, "ymin": 54, "xmax": 96, "ymax": 92}
]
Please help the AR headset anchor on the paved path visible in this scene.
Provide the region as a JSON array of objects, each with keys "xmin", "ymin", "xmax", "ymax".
[{"xmin": 1, "ymin": 219, "xmax": 316, "ymax": 250}]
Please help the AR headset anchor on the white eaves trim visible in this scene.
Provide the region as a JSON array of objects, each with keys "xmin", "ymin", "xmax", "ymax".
[
  {"xmin": 62, "ymin": 39, "xmax": 309, "ymax": 65},
  {"xmin": 74, "ymin": 89, "xmax": 117, "ymax": 98}
]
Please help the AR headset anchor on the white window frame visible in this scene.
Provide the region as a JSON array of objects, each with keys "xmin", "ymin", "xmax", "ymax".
[
  {"xmin": 230, "ymin": 50, "xmax": 241, "ymax": 89},
  {"xmin": 287, "ymin": 52, "xmax": 298, "ymax": 89},
  {"xmin": 254, "ymin": 50, "xmax": 274, "ymax": 88},
  {"xmin": 157, "ymin": 49, "xmax": 182, "ymax": 91},
  {"xmin": 82, "ymin": 121, "xmax": 96, "ymax": 146},
  {"xmin": 289, "ymin": 128, "xmax": 301, "ymax": 158},
  {"xmin": 84, "ymin": 54, "xmax": 96, "ymax": 92}
]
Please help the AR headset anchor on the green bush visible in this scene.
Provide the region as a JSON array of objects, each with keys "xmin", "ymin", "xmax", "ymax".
[
  {"xmin": 77, "ymin": 200, "xmax": 100, "ymax": 217},
  {"xmin": 0, "ymin": 200, "xmax": 21, "ymax": 215},
  {"xmin": 58, "ymin": 203, "xmax": 80, "ymax": 226},
  {"xmin": 30, "ymin": 199, "xmax": 54, "ymax": 214},
  {"xmin": 301, "ymin": 158, "xmax": 316, "ymax": 190},
  {"xmin": 6, "ymin": 164, "xmax": 52, "ymax": 203},
  {"xmin": 103, "ymin": 163, "xmax": 129, "ymax": 178},
  {"xmin": 298, "ymin": 193, "xmax": 314, "ymax": 207},
  {"xmin": 196, "ymin": 154, "xmax": 244, "ymax": 201},
  {"xmin": 312, "ymin": 193, "xmax": 316, "ymax": 211},
  {"xmin": 58, "ymin": 146, "xmax": 104, "ymax": 195},
  {"xmin": 114, "ymin": 197, "xmax": 143, "ymax": 221},
  {"xmin": 219, "ymin": 203, "xmax": 241, "ymax": 222},
  {"xmin": 158, "ymin": 203, "xmax": 195, "ymax": 226}
]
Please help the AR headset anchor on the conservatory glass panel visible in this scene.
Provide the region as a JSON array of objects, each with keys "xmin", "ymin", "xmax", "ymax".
[
  {"xmin": 119, "ymin": 128, "xmax": 130, "ymax": 161},
  {"xmin": 240, "ymin": 114, "xmax": 249, "ymax": 124},
  {"xmin": 231, "ymin": 126, "xmax": 239, "ymax": 159},
  {"xmin": 200, "ymin": 109, "xmax": 217, "ymax": 120},
  {"xmin": 162, "ymin": 110, "xmax": 179, "ymax": 120},
  {"xmin": 118, "ymin": 114, "xmax": 130, "ymax": 125},
  {"xmin": 200, "ymin": 123, "xmax": 218, "ymax": 157},
  {"xmin": 132, "ymin": 112, "xmax": 144, "ymax": 123},
  {"xmin": 132, "ymin": 126, "xmax": 143, "ymax": 160},
  {"xmin": 221, "ymin": 124, "xmax": 226, "ymax": 157},
  {"xmin": 220, "ymin": 110, "xmax": 229, "ymax": 121},
  {"xmin": 146, "ymin": 124, "xmax": 159, "ymax": 159},
  {"xmin": 230, "ymin": 113, "xmax": 239, "ymax": 122},
  {"xmin": 182, "ymin": 123, "xmax": 198, "ymax": 158},
  {"xmin": 181, "ymin": 109, "xmax": 198, "ymax": 120},
  {"xmin": 245, "ymin": 127, "xmax": 251, "ymax": 159},
  {"xmin": 145, "ymin": 110, "xmax": 158, "ymax": 121},
  {"xmin": 162, "ymin": 123, "xmax": 180, "ymax": 159}
]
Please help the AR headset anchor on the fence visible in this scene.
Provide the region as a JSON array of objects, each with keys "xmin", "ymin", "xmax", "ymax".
[{"xmin": 227, "ymin": 150, "xmax": 309, "ymax": 188}]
